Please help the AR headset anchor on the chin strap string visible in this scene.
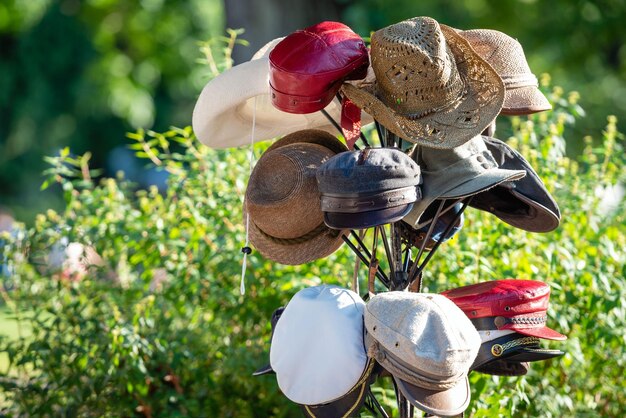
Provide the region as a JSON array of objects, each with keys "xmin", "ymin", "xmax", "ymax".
[{"xmin": 240, "ymin": 97, "xmax": 257, "ymax": 296}]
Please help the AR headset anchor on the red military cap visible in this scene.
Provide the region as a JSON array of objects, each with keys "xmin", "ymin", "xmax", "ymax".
[
  {"xmin": 441, "ymin": 279, "xmax": 566, "ymax": 341},
  {"xmin": 269, "ymin": 21, "xmax": 369, "ymax": 114}
]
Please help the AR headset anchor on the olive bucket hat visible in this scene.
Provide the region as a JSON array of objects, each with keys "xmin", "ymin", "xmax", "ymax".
[{"xmin": 402, "ymin": 135, "xmax": 526, "ymax": 227}]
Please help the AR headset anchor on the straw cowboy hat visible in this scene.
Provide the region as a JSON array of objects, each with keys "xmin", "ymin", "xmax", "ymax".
[
  {"xmin": 245, "ymin": 129, "xmax": 348, "ymax": 265},
  {"xmin": 458, "ymin": 29, "xmax": 552, "ymax": 115},
  {"xmin": 342, "ymin": 16, "xmax": 504, "ymax": 149},
  {"xmin": 193, "ymin": 38, "xmax": 373, "ymax": 149}
]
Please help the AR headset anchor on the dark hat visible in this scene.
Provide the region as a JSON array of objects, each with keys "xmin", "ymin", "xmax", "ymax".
[
  {"xmin": 468, "ymin": 136, "xmax": 561, "ymax": 233},
  {"xmin": 470, "ymin": 332, "xmax": 564, "ymax": 372},
  {"xmin": 270, "ymin": 21, "xmax": 369, "ymax": 114},
  {"xmin": 441, "ymin": 279, "xmax": 567, "ymax": 341},
  {"xmin": 317, "ymin": 148, "xmax": 422, "ymax": 229},
  {"xmin": 474, "ymin": 360, "xmax": 530, "ymax": 376}
]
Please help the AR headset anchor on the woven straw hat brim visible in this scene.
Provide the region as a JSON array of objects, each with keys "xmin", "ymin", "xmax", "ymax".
[
  {"xmin": 342, "ymin": 24, "xmax": 504, "ymax": 149},
  {"xmin": 246, "ymin": 211, "xmax": 346, "ymax": 265},
  {"xmin": 192, "ymin": 38, "xmax": 373, "ymax": 149},
  {"xmin": 402, "ymin": 168, "xmax": 525, "ymax": 227},
  {"xmin": 501, "ymin": 85, "xmax": 552, "ymax": 115}
]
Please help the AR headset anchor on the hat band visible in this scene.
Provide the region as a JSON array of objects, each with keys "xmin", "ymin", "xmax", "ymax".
[
  {"xmin": 471, "ymin": 314, "xmax": 548, "ymax": 331},
  {"xmin": 368, "ymin": 340, "xmax": 461, "ymax": 391},
  {"xmin": 254, "ymin": 222, "xmax": 338, "ymax": 245},
  {"xmin": 471, "ymin": 333, "xmax": 540, "ymax": 370},
  {"xmin": 500, "ymin": 73, "xmax": 538, "ymax": 89},
  {"xmin": 320, "ymin": 186, "xmax": 420, "ymax": 214}
]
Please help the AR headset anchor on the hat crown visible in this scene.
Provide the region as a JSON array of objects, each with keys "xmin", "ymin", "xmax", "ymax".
[
  {"xmin": 317, "ymin": 148, "xmax": 421, "ymax": 195},
  {"xmin": 246, "ymin": 143, "xmax": 332, "ymax": 238},
  {"xmin": 441, "ymin": 279, "xmax": 551, "ymax": 318},
  {"xmin": 270, "ymin": 285, "xmax": 368, "ymax": 405},
  {"xmin": 372, "ymin": 17, "xmax": 465, "ymax": 117},
  {"xmin": 418, "ymin": 134, "xmax": 494, "ymax": 171},
  {"xmin": 460, "ymin": 29, "xmax": 536, "ymax": 87}
]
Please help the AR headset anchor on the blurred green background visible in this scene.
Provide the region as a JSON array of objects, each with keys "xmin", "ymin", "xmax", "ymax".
[{"xmin": 1, "ymin": 0, "xmax": 625, "ymax": 223}]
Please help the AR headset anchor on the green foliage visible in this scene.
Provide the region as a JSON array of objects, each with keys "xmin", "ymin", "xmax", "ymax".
[
  {"xmin": 1, "ymin": 82, "xmax": 625, "ymax": 416},
  {"xmin": 0, "ymin": 0, "xmax": 224, "ymax": 222}
]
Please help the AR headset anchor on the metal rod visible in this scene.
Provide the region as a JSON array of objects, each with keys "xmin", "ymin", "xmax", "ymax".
[
  {"xmin": 375, "ymin": 121, "xmax": 386, "ymax": 148},
  {"xmin": 379, "ymin": 224, "xmax": 395, "ymax": 285},
  {"xmin": 409, "ymin": 197, "xmax": 473, "ymax": 286},
  {"xmin": 403, "ymin": 247, "xmax": 411, "ymax": 272},
  {"xmin": 407, "ymin": 200, "xmax": 446, "ymax": 282},
  {"xmin": 342, "ymin": 234, "xmax": 389, "ymax": 287}
]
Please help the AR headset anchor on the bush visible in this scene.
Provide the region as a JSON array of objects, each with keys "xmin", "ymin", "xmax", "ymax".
[{"xmin": 0, "ymin": 88, "xmax": 624, "ymax": 416}]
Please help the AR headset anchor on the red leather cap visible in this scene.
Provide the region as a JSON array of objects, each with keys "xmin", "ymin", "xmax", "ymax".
[
  {"xmin": 269, "ymin": 21, "xmax": 369, "ymax": 114},
  {"xmin": 441, "ymin": 280, "xmax": 566, "ymax": 341}
]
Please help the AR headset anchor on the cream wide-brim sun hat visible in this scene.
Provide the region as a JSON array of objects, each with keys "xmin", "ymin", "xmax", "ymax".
[{"xmin": 192, "ymin": 38, "xmax": 374, "ymax": 149}]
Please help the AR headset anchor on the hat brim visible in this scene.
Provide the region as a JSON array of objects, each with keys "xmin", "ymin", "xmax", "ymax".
[
  {"xmin": 300, "ymin": 363, "xmax": 374, "ymax": 418},
  {"xmin": 501, "ymin": 86, "xmax": 552, "ymax": 115},
  {"xmin": 403, "ymin": 167, "xmax": 525, "ymax": 227},
  {"xmin": 324, "ymin": 203, "xmax": 414, "ymax": 230},
  {"xmin": 394, "ymin": 375, "xmax": 471, "ymax": 417},
  {"xmin": 505, "ymin": 346, "xmax": 564, "ymax": 362},
  {"xmin": 192, "ymin": 38, "xmax": 373, "ymax": 149},
  {"xmin": 341, "ymin": 24, "xmax": 504, "ymax": 149},
  {"xmin": 473, "ymin": 360, "xmax": 529, "ymax": 376},
  {"xmin": 247, "ymin": 213, "xmax": 346, "ymax": 266},
  {"xmin": 469, "ymin": 136, "xmax": 560, "ymax": 232},
  {"xmin": 252, "ymin": 363, "xmax": 274, "ymax": 376},
  {"xmin": 501, "ymin": 324, "xmax": 567, "ymax": 341}
]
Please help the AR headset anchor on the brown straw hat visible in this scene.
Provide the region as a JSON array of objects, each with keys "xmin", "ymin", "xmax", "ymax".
[
  {"xmin": 458, "ymin": 29, "xmax": 551, "ymax": 115},
  {"xmin": 342, "ymin": 17, "xmax": 504, "ymax": 149},
  {"xmin": 245, "ymin": 129, "xmax": 348, "ymax": 265}
]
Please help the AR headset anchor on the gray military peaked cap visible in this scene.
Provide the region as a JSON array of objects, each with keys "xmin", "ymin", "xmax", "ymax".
[{"xmin": 316, "ymin": 148, "xmax": 422, "ymax": 229}]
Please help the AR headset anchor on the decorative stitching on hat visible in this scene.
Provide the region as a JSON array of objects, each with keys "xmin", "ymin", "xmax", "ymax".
[
  {"xmin": 320, "ymin": 186, "xmax": 419, "ymax": 213},
  {"xmin": 500, "ymin": 73, "xmax": 539, "ymax": 89}
]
